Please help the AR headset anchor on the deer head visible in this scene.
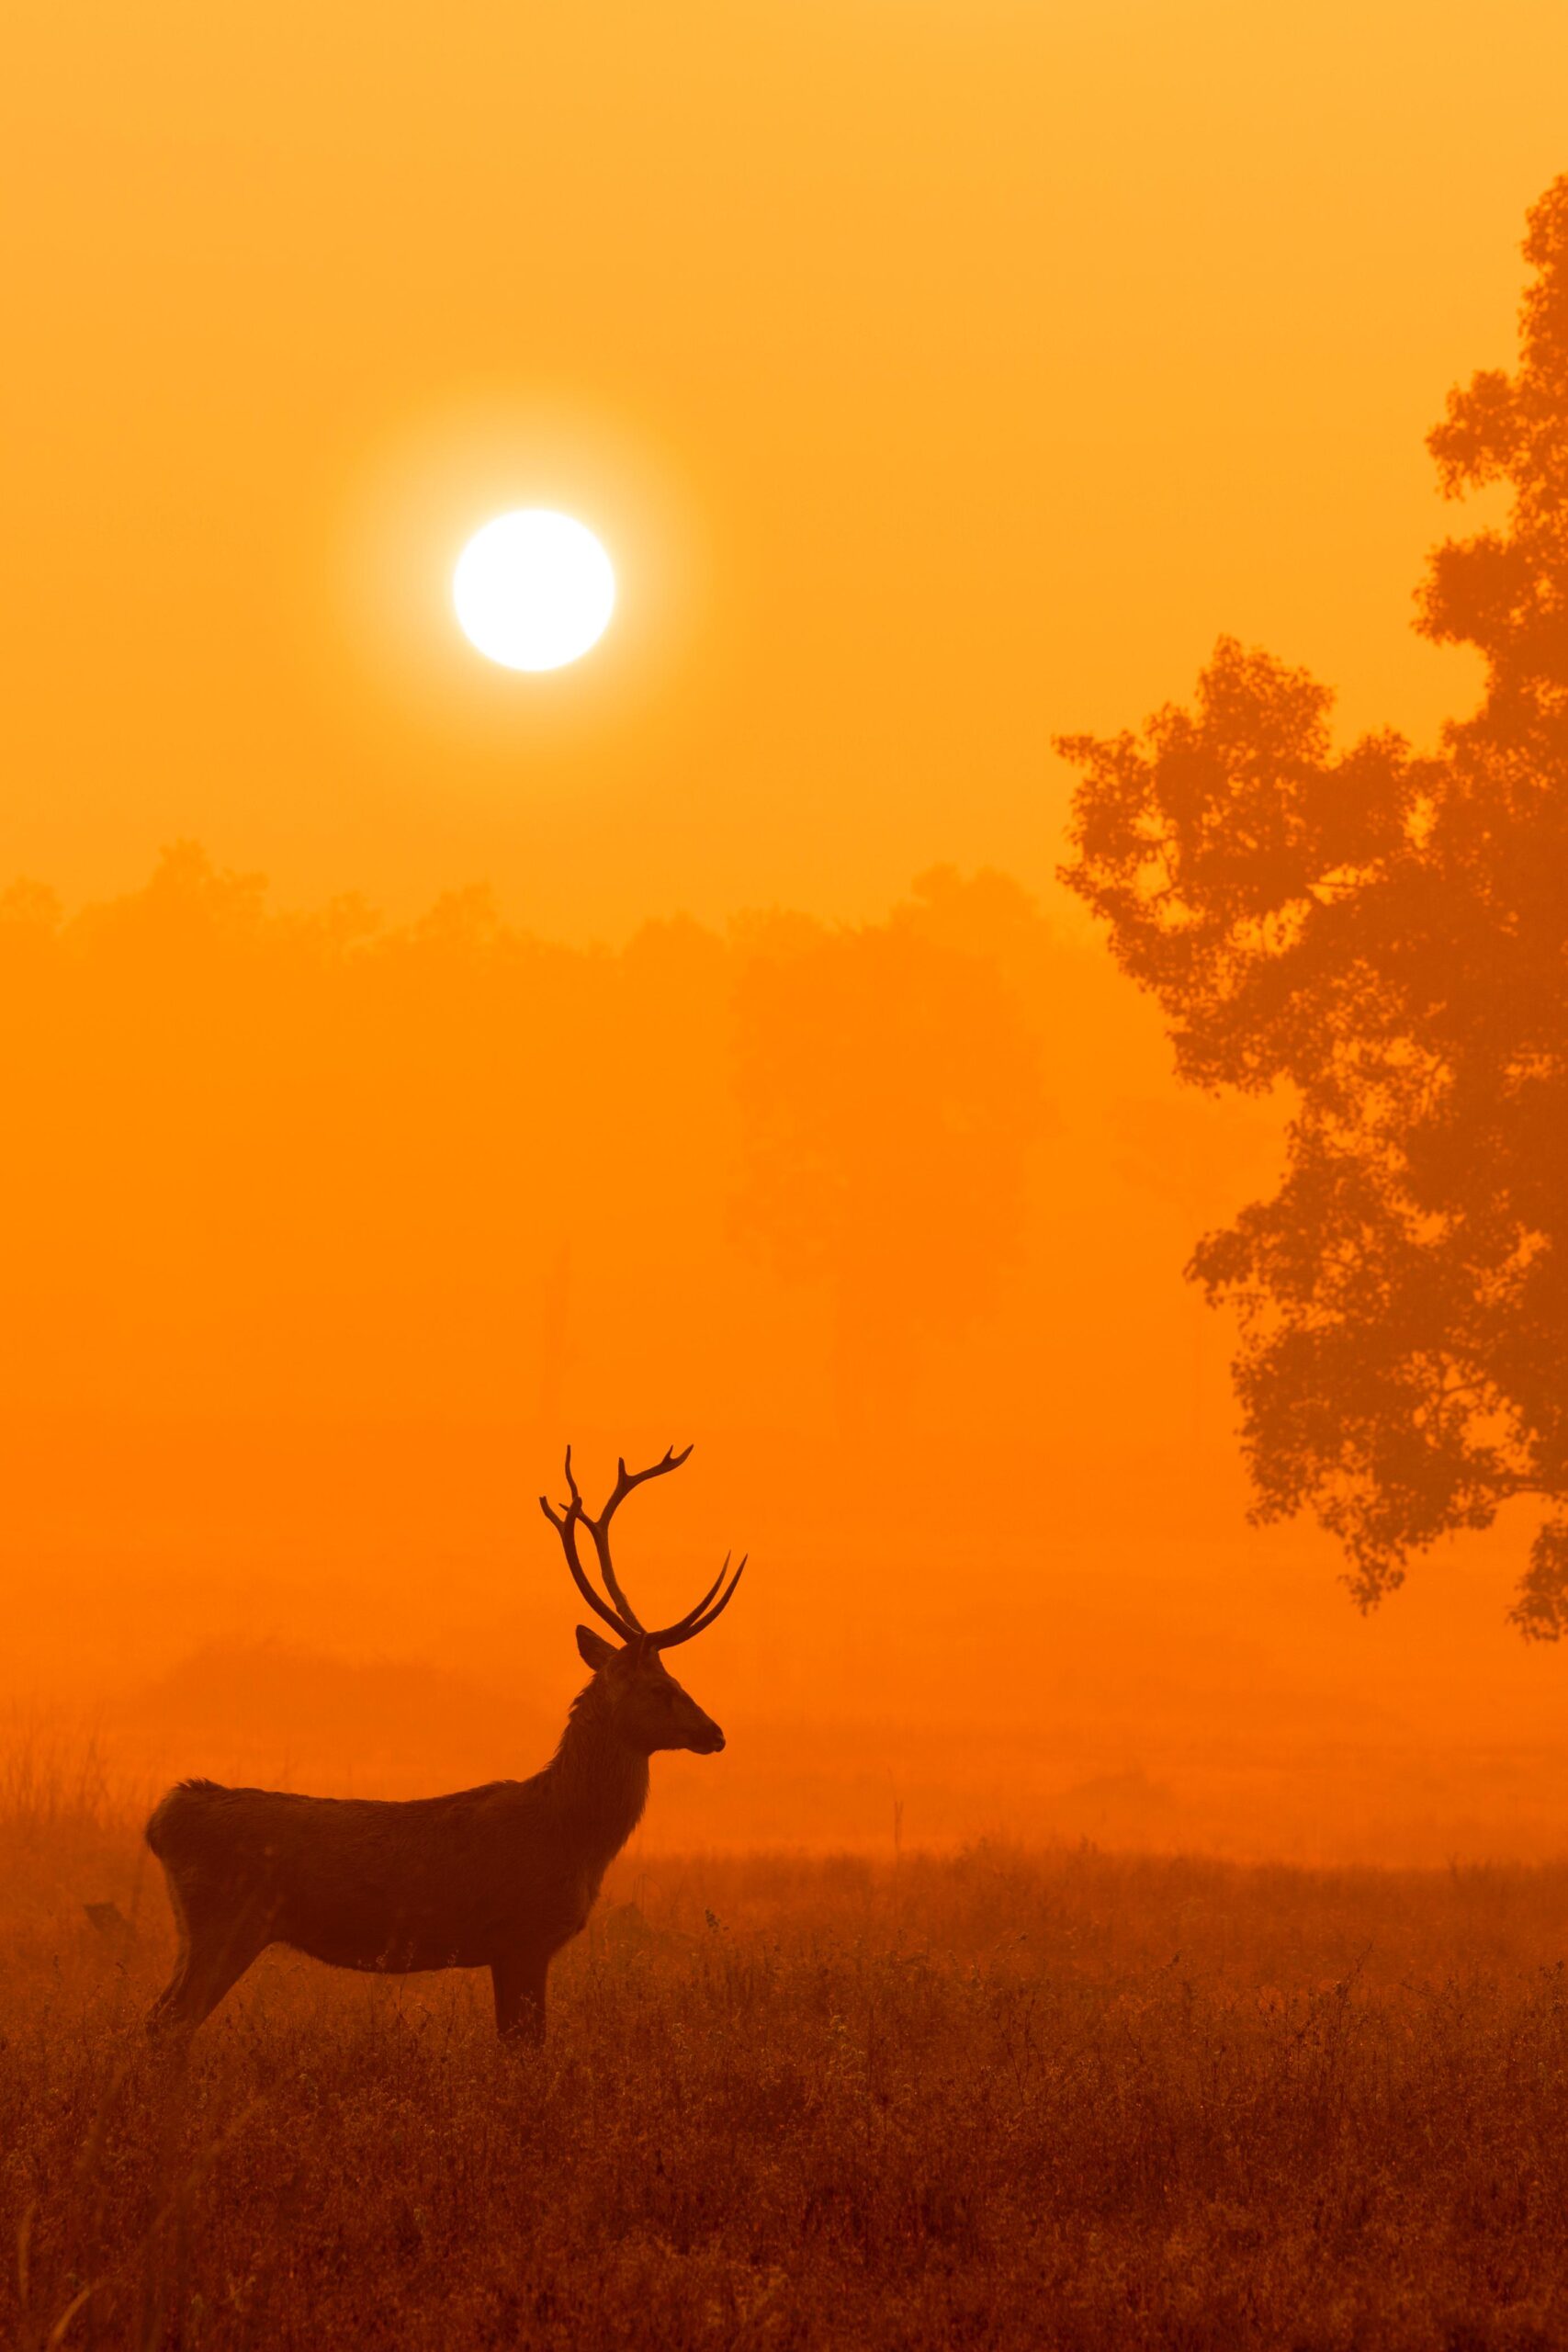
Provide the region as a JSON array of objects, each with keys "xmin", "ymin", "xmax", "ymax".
[{"xmin": 539, "ymin": 1445, "xmax": 746, "ymax": 1757}]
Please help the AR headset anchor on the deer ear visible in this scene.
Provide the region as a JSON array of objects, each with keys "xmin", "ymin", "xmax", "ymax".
[{"xmin": 576, "ymin": 1624, "xmax": 620, "ymax": 1671}]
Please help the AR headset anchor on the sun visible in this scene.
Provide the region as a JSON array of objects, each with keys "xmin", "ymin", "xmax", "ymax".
[{"xmin": 452, "ymin": 509, "xmax": 615, "ymax": 672}]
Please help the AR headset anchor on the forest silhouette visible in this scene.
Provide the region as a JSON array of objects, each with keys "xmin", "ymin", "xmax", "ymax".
[
  {"xmin": 0, "ymin": 851, "xmax": 1055, "ymax": 1431},
  {"xmin": 1061, "ymin": 175, "xmax": 1568, "ymax": 1637}
]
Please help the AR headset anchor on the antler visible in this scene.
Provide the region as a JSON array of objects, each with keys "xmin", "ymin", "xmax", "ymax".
[
  {"xmin": 648, "ymin": 1546, "xmax": 747, "ymax": 1652},
  {"xmin": 538, "ymin": 1447, "xmax": 638, "ymax": 1643},
  {"xmin": 538, "ymin": 1443, "xmax": 748, "ymax": 1650},
  {"xmin": 578, "ymin": 1445, "xmax": 694, "ymax": 1629}
]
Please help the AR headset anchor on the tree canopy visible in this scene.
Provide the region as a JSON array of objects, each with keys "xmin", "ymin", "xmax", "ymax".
[{"xmin": 1059, "ymin": 178, "xmax": 1568, "ymax": 1634}]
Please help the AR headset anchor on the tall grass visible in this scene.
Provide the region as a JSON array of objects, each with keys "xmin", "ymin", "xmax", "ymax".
[{"xmin": 4, "ymin": 1757, "xmax": 1568, "ymax": 2346}]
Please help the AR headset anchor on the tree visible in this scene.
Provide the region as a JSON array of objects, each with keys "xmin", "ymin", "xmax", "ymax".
[
  {"xmin": 730, "ymin": 872, "xmax": 1047, "ymax": 1413},
  {"xmin": 1057, "ymin": 178, "xmax": 1568, "ymax": 1634}
]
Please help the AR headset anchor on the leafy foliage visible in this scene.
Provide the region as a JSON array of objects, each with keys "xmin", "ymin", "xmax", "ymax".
[{"xmin": 1059, "ymin": 179, "xmax": 1568, "ymax": 1633}]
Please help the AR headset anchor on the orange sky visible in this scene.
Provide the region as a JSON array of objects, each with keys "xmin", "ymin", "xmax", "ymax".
[
  {"xmin": 6, "ymin": 0, "xmax": 1567, "ymax": 937},
  {"xmin": 6, "ymin": 5, "xmax": 1568, "ymax": 1864}
]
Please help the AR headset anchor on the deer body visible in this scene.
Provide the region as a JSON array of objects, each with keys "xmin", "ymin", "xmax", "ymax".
[{"xmin": 145, "ymin": 1446, "xmax": 742, "ymax": 2042}]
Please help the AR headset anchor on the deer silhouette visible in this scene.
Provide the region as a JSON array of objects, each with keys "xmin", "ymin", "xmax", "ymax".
[{"xmin": 144, "ymin": 1444, "xmax": 745, "ymax": 2042}]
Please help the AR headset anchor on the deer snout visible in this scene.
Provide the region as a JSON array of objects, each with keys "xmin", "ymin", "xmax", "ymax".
[{"xmin": 690, "ymin": 1719, "xmax": 726, "ymax": 1755}]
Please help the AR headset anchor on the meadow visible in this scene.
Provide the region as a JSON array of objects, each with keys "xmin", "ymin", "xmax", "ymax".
[{"xmin": 5, "ymin": 1755, "xmax": 1568, "ymax": 2351}]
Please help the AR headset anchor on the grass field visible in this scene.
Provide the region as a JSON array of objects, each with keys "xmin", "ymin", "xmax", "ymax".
[{"xmin": 6, "ymin": 1764, "xmax": 1568, "ymax": 2349}]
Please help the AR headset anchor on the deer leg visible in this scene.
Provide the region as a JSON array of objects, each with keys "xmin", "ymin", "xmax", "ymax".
[{"xmin": 491, "ymin": 1947, "xmax": 549, "ymax": 2045}]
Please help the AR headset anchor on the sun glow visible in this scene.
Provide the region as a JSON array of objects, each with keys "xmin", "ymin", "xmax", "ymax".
[{"xmin": 452, "ymin": 509, "xmax": 615, "ymax": 672}]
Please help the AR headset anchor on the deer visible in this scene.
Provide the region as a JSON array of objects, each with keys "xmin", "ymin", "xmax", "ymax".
[{"xmin": 143, "ymin": 1444, "xmax": 744, "ymax": 2043}]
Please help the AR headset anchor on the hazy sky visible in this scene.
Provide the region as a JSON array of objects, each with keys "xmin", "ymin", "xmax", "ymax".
[{"xmin": 6, "ymin": 0, "xmax": 1567, "ymax": 938}]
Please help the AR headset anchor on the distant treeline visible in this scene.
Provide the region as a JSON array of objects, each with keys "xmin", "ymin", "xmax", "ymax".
[{"xmin": 0, "ymin": 848, "xmax": 1254, "ymax": 1445}]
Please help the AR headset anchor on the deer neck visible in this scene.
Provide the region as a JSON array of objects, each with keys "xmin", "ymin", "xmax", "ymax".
[{"xmin": 547, "ymin": 1679, "xmax": 650, "ymax": 1868}]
